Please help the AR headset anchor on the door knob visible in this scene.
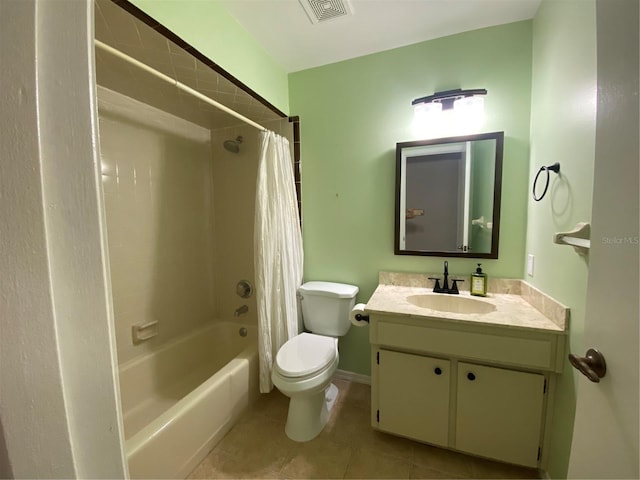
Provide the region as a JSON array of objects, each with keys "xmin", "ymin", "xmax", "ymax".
[{"xmin": 569, "ymin": 348, "xmax": 606, "ymax": 383}]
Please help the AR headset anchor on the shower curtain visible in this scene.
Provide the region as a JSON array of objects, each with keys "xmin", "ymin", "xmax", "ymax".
[{"xmin": 254, "ymin": 130, "xmax": 303, "ymax": 393}]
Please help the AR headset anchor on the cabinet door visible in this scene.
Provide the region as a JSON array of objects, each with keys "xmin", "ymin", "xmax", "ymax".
[
  {"xmin": 456, "ymin": 362, "xmax": 545, "ymax": 467},
  {"xmin": 378, "ymin": 349, "xmax": 450, "ymax": 447}
]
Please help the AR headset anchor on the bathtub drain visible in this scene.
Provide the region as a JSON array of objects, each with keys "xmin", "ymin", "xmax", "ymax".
[{"xmin": 239, "ymin": 327, "xmax": 248, "ymax": 337}]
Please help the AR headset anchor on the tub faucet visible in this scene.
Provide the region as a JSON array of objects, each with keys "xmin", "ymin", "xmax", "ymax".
[{"xmin": 234, "ymin": 305, "xmax": 248, "ymax": 317}]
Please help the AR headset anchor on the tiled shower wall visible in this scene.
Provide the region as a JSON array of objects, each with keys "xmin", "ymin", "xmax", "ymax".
[
  {"xmin": 210, "ymin": 119, "xmax": 296, "ymax": 328},
  {"xmin": 98, "ymin": 86, "xmax": 295, "ymax": 365},
  {"xmin": 99, "ymin": 87, "xmax": 216, "ymax": 364}
]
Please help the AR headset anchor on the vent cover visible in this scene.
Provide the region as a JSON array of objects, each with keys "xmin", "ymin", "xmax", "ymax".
[{"xmin": 298, "ymin": 0, "xmax": 354, "ymax": 24}]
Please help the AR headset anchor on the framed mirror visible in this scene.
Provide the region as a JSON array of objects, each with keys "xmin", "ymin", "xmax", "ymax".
[{"xmin": 395, "ymin": 131, "xmax": 503, "ymax": 258}]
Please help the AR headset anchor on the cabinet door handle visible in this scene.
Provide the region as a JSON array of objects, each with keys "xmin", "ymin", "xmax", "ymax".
[
  {"xmin": 467, "ymin": 372, "xmax": 476, "ymax": 381},
  {"xmin": 434, "ymin": 367, "xmax": 442, "ymax": 375}
]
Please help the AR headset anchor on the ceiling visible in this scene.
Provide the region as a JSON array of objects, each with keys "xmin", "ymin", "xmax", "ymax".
[
  {"xmin": 219, "ymin": 0, "xmax": 542, "ymax": 73},
  {"xmin": 94, "ymin": 0, "xmax": 541, "ymax": 129}
]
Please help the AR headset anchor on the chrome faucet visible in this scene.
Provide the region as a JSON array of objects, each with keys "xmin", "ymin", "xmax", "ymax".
[
  {"xmin": 429, "ymin": 260, "xmax": 463, "ymax": 294},
  {"xmin": 234, "ymin": 305, "xmax": 249, "ymax": 317}
]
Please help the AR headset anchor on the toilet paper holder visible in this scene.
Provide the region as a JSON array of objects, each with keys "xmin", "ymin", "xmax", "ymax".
[{"xmin": 350, "ymin": 303, "xmax": 370, "ymax": 326}]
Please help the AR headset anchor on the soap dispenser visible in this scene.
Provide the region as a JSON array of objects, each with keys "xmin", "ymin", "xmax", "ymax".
[{"xmin": 470, "ymin": 263, "xmax": 488, "ymax": 297}]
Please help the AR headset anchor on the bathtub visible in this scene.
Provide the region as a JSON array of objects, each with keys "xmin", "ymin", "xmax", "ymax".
[{"xmin": 118, "ymin": 321, "xmax": 259, "ymax": 479}]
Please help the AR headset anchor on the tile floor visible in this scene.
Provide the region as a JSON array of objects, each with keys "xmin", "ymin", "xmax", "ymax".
[{"xmin": 188, "ymin": 379, "xmax": 541, "ymax": 479}]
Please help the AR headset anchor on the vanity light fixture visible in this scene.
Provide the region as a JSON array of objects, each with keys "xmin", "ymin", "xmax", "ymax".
[
  {"xmin": 412, "ymin": 88, "xmax": 487, "ymax": 110},
  {"xmin": 412, "ymin": 88, "xmax": 487, "ymax": 137}
]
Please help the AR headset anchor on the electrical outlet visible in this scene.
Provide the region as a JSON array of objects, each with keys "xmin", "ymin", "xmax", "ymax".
[{"xmin": 527, "ymin": 254, "xmax": 535, "ymax": 277}]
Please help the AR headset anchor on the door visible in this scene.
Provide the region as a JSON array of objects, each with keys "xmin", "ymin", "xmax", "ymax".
[
  {"xmin": 405, "ymin": 152, "xmax": 463, "ymax": 251},
  {"xmin": 377, "ymin": 349, "xmax": 450, "ymax": 447},
  {"xmin": 456, "ymin": 362, "xmax": 545, "ymax": 467},
  {"xmin": 567, "ymin": 1, "xmax": 639, "ymax": 478}
]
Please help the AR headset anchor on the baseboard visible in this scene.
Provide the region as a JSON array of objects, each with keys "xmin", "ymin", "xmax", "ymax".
[{"xmin": 333, "ymin": 369, "xmax": 371, "ymax": 385}]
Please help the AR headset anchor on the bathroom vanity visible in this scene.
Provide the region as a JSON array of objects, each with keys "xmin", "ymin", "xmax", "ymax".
[{"xmin": 366, "ymin": 272, "xmax": 568, "ymax": 469}]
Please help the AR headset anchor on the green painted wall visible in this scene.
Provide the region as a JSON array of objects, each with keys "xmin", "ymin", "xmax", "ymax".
[
  {"xmin": 129, "ymin": 0, "xmax": 290, "ymax": 114},
  {"xmin": 526, "ymin": 1, "xmax": 596, "ymax": 477},
  {"xmin": 290, "ymin": 22, "xmax": 533, "ymax": 375}
]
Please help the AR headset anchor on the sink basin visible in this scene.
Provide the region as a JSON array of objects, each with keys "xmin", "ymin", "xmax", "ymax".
[{"xmin": 406, "ymin": 294, "xmax": 496, "ymax": 315}]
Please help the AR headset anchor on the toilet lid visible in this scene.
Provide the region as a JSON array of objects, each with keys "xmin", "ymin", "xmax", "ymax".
[{"xmin": 275, "ymin": 333, "xmax": 337, "ymax": 378}]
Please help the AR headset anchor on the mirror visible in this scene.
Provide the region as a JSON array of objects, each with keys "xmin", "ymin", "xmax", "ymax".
[{"xmin": 395, "ymin": 131, "xmax": 503, "ymax": 258}]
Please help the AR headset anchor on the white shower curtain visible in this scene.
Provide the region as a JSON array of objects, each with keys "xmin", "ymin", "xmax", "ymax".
[{"xmin": 254, "ymin": 130, "xmax": 303, "ymax": 393}]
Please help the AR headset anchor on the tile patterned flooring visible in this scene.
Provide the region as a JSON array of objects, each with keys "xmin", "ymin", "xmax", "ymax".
[{"xmin": 188, "ymin": 379, "xmax": 541, "ymax": 479}]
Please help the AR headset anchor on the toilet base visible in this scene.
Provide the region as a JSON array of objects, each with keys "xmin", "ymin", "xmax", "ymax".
[{"xmin": 284, "ymin": 383, "xmax": 338, "ymax": 442}]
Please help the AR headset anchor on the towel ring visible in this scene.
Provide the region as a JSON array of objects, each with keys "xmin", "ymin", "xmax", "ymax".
[{"xmin": 533, "ymin": 162, "xmax": 560, "ymax": 201}]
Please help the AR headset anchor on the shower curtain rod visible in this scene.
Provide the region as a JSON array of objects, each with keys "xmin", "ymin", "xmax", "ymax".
[{"xmin": 95, "ymin": 40, "xmax": 268, "ymax": 132}]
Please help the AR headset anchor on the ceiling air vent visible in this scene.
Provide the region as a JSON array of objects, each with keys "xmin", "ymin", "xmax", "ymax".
[{"xmin": 298, "ymin": 0, "xmax": 354, "ymax": 24}]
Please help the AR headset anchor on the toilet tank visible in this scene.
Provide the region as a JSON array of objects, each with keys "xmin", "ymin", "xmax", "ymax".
[{"xmin": 298, "ymin": 281, "xmax": 359, "ymax": 337}]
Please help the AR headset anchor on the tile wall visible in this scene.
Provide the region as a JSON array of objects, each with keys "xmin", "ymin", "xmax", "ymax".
[
  {"xmin": 209, "ymin": 118, "xmax": 296, "ymax": 327},
  {"xmin": 99, "ymin": 87, "xmax": 216, "ymax": 364},
  {"xmin": 98, "ymin": 86, "xmax": 295, "ymax": 365}
]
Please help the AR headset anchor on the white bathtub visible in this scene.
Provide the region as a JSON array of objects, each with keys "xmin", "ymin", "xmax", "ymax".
[{"xmin": 118, "ymin": 321, "xmax": 259, "ymax": 479}]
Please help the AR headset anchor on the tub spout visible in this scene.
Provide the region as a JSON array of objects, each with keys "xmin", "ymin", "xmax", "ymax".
[{"xmin": 234, "ymin": 305, "xmax": 249, "ymax": 317}]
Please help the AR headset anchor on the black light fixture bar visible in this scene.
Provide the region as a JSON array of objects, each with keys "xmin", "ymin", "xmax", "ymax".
[{"xmin": 412, "ymin": 88, "xmax": 488, "ymax": 110}]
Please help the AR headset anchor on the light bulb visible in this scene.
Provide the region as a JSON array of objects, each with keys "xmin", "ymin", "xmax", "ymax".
[
  {"xmin": 412, "ymin": 102, "xmax": 442, "ymax": 137},
  {"xmin": 453, "ymin": 96, "xmax": 485, "ymax": 132}
]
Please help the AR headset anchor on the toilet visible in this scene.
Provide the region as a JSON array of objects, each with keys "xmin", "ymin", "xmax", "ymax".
[{"xmin": 271, "ymin": 281, "xmax": 358, "ymax": 442}]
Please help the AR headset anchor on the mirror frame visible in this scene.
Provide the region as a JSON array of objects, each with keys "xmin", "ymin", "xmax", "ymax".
[{"xmin": 394, "ymin": 131, "xmax": 504, "ymax": 258}]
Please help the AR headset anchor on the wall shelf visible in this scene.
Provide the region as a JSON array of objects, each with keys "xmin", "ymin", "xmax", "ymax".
[{"xmin": 554, "ymin": 222, "xmax": 591, "ymax": 256}]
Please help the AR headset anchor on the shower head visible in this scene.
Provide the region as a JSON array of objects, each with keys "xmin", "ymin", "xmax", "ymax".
[{"xmin": 223, "ymin": 135, "xmax": 243, "ymax": 153}]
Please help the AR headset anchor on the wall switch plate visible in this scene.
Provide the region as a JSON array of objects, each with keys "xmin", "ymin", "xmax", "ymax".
[{"xmin": 527, "ymin": 254, "xmax": 535, "ymax": 277}]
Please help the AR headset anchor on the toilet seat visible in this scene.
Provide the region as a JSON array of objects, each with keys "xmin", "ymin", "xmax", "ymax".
[{"xmin": 275, "ymin": 333, "xmax": 337, "ymax": 378}]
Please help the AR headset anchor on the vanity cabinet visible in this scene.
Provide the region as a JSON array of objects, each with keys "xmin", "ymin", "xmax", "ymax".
[
  {"xmin": 378, "ymin": 350, "xmax": 450, "ymax": 447},
  {"xmin": 370, "ymin": 314, "xmax": 563, "ymax": 468},
  {"xmin": 455, "ymin": 362, "xmax": 545, "ymax": 467}
]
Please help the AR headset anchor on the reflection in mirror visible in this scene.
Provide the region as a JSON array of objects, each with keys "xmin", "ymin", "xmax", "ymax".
[{"xmin": 395, "ymin": 132, "xmax": 503, "ymax": 258}]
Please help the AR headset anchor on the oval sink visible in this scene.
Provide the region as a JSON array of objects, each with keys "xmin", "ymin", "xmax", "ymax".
[{"xmin": 406, "ymin": 294, "xmax": 496, "ymax": 315}]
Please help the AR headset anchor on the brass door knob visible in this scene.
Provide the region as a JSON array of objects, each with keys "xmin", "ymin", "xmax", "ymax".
[{"xmin": 569, "ymin": 348, "xmax": 606, "ymax": 383}]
